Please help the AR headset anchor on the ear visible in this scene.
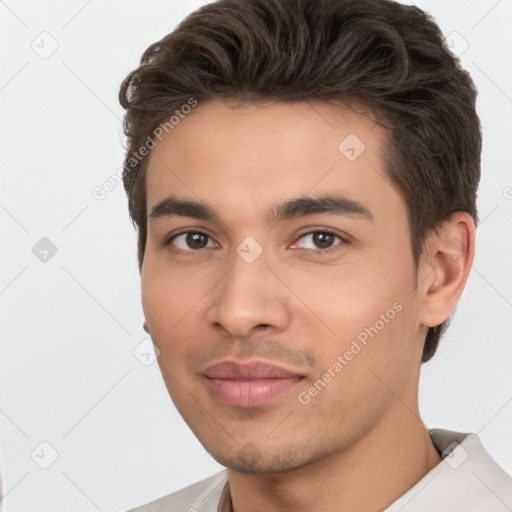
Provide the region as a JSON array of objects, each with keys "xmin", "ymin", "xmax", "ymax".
[
  {"xmin": 143, "ymin": 320, "xmax": 151, "ymax": 334},
  {"xmin": 418, "ymin": 212, "xmax": 475, "ymax": 329}
]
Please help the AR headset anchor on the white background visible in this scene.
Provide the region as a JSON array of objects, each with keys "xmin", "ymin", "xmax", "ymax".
[{"xmin": 0, "ymin": 0, "xmax": 511, "ymax": 511}]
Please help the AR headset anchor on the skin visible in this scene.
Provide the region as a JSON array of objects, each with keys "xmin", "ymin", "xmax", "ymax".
[{"xmin": 141, "ymin": 99, "xmax": 475, "ymax": 512}]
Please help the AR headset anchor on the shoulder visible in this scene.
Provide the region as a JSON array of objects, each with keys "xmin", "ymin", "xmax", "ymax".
[
  {"xmin": 449, "ymin": 429, "xmax": 512, "ymax": 510},
  {"xmin": 386, "ymin": 428, "xmax": 512, "ymax": 512},
  {"xmin": 126, "ymin": 469, "xmax": 228, "ymax": 512}
]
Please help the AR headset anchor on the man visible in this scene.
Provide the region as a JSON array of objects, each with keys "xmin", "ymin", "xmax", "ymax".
[{"xmin": 119, "ymin": 0, "xmax": 512, "ymax": 510}]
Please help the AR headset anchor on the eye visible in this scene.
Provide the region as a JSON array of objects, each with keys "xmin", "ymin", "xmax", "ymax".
[
  {"xmin": 292, "ymin": 230, "xmax": 347, "ymax": 253},
  {"xmin": 163, "ymin": 229, "xmax": 348, "ymax": 255},
  {"xmin": 164, "ymin": 231, "xmax": 217, "ymax": 253}
]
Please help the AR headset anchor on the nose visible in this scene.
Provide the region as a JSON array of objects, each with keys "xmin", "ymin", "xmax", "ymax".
[{"xmin": 205, "ymin": 248, "xmax": 291, "ymax": 339}]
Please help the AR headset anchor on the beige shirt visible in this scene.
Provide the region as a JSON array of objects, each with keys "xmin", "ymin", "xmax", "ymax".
[{"xmin": 127, "ymin": 428, "xmax": 512, "ymax": 511}]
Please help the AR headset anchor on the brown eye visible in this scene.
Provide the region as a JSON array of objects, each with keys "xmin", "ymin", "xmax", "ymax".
[
  {"xmin": 294, "ymin": 230, "xmax": 346, "ymax": 252},
  {"xmin": 313, "ymin": 232, "xmax": 336, "ymax": 249},
  {"xmin": 185, "ymin": 232, "xmax": 209, "ymax": 249},
  {"xmin": 165, "ymin": 231, "xmax": 215, "ymax": 252}
]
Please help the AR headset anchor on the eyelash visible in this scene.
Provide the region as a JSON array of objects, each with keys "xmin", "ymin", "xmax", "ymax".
[{"xmin": 162, "ymin": 229, "xmax": 349, "ymax": 255}]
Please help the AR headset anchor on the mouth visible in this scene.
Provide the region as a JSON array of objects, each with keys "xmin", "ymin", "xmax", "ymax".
[{"xmin": 202, "ymin": 360, "xmax": 306, "ymax": 408}]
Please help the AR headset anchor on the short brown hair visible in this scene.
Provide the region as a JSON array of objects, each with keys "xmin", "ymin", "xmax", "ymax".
[{"xmin": 119, "ymin": 0, "xmax": 481, "ymax": 363}]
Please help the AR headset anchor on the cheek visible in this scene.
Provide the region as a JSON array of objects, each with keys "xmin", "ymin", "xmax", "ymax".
[
  {"xmin": 286, "ymin": 258, "xmax": 406, "ymax": 331},
  {"xmin": 294, "ymin": 298, "xmax": 417, "ymax": 442},
  {"xmin": 141, "ymin": 261, "xmax": 213, "ymax": 381},
  {"xmin": 287, "ymin": 256, "xmax": 418, "ymax": 377},
  {"xmin": 141, "ymin": 256, "xmax": 202, "ymax": 334},
  {"xmin": 141, "ymin": 266, "xmax": 193, "ymax": 401}
]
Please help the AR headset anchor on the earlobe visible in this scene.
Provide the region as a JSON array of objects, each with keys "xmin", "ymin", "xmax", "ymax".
[{"xmin": 419, "ymin": 212, "xmax": 475, "ymax": 328}]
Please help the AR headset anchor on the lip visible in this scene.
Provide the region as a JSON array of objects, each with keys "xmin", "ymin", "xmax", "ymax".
[{"xmin": 202, "ymin": 360, "xmax": 305, "ymax": 408}]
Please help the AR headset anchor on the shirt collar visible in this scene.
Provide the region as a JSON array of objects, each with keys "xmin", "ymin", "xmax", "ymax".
[
  {"xmin": 217, "ymin": 478, "xmax": 233, "ymax": 512},
  {"xmin": 217, "ymin": 429, "xmax": 486, "ymax": 512}
]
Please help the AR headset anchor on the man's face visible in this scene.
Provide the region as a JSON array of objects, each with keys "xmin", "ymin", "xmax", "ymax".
[{"xmin": 142, "ymin": 99, "xmax": 426, "ymax": 472}]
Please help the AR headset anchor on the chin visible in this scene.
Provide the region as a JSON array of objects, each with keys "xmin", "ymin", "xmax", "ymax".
[{"xmin": 207, "ymin": 441, "xmax": 322, "ymax": 474}]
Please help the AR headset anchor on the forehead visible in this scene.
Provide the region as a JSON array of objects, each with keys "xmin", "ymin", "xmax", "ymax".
[{"xmin": 145, "ymin": 99, "xmax": 404, "ymax": 230}]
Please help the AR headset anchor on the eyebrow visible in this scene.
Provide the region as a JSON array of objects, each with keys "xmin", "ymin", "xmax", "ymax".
[{"xmin": 148, "ymin": 193, "xmax": 374, "ymax": 225}]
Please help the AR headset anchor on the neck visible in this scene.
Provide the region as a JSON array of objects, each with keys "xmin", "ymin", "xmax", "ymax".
[{"xmin": 227, "ymin": 402, "xmax": 442, "ymax": 512}]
